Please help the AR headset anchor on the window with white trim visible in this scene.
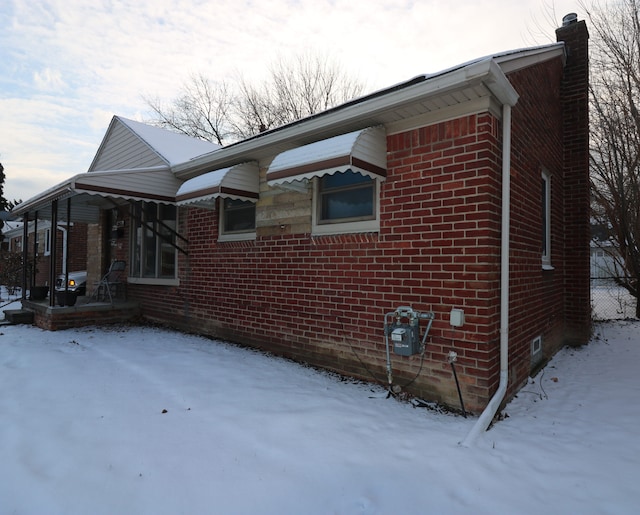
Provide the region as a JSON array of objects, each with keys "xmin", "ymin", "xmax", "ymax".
[
  {"xmin": 219, "ymin": 198, "xmax": 256, "ymax": 241},
  {"xmin": 44, "ymin": 228, "xmax": 51, "ymax": 256},
  {"xmin": 312, "ymin": 171, "xmax": 380, "ymax": 235},
  {"xmin": 131, "ymin": 202, "xmax": 177, "ymax": 279},
  {"xmin": 541, "ymin": 170, "xmax": 552, "ymax": 268}
]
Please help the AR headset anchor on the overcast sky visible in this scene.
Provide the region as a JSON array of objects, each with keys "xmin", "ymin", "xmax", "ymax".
[{"xmin": 0, "ymin": 0, "xmax": 582, "ymax": 204}]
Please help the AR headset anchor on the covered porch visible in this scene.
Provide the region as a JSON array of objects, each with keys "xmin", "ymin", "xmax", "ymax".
[{"xmin": 8, "ymin": 167, "xmax": 180, "ymax": 329}]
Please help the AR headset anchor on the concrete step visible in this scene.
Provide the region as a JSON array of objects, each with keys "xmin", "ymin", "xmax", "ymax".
[{"xmin": 2, "ymin": 309, "xmax": 35, "ymax": 325}]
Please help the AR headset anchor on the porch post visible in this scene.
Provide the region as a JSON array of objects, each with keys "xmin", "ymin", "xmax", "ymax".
[
  {"xmin": 32, "ymin": 215, "xmax": 38, "ymax": 288},
  {"xmin": 64, "ymin": 197, "xmax": 71, "ymax": 291},
  {"xmin": 49, "ymin": 200, "xmax": 58, "ymax": 307},
  {"xmin": 21, "ymin": 212, "xmax": 28, "ymax": 301}
]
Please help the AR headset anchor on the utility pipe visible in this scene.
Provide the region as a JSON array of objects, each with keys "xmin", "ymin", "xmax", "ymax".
[{"xmin": 461, "ymin": 103, "xmax": 512, "ymax": 446}]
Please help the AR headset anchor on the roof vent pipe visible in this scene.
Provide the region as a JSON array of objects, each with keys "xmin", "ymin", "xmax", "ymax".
[{"xmin": 562, "ymin": 13, "xmax": 578, "ymax": 26}]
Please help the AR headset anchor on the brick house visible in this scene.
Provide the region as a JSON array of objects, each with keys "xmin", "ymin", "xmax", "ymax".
[
  {"xmin": 12, "ymin": 17, "xmax": 589, "ymax": 416},
  {"xmin": 2, "ymin": 219, "xmax": 88, "ymax": 292}
]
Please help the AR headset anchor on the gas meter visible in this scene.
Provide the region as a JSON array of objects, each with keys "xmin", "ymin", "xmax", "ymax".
[
  {"xmin": 384, "ymin": 306, "xmax": 435, "ymax": 356},
  {"xmin": 390, "ymin": 325, "xmax": 420, "ymax": 356}
]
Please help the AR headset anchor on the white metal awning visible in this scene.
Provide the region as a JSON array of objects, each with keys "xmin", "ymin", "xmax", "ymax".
[
  {"xmin": 266, "ymin": 127, "xmax": 386, "ymax": 187},
  {"xmin": 175, "ymin": 162, "xmax": 260, "ymax": 209}
]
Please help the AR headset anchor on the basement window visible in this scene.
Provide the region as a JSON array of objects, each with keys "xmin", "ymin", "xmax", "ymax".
[{"xmin": 531, "ymin": 335, "xmax": 543, "ymax": 367}]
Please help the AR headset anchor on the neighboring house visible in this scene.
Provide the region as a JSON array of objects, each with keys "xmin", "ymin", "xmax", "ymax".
[
  {"xmin": 2, "ymin": 219, "xmax": 88, "ymax": 289},
  {"xmin": 590, "ymin": 242, "xmax": 622, "ymax": 282},
  {"xmin": 11, "ymin": 17, "xmax": 590, "ymax": 413},
  {"xmin": 1, "ymin": 220, "xmax": 22, "ymax": 252},
  {"xmin": 590, "ymin": 222, "xmax": 625, "ymax": 282}
]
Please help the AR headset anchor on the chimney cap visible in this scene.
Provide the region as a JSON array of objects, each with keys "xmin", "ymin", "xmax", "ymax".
[{"xmin": 562, "ymin": 13, "xmax": 578, "ymax": 26}]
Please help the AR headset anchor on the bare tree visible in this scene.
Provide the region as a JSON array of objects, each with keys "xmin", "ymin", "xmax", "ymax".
[
  {"xmin": 143, "ymin": 74, "xmax": 234, "ymax": 146},
  {"xmin": 266, "ymin": 52, "xmax": 364, "ymax": 127},
  {"xmin": 232, "ymin": 79, "xmax": 284, "ymax": 140},
  {"xmin": 587, "ymin": 0, "xmax": 640, "ymax": 316},
  {"xmin": 144, "ymin": 52, "xmax": 365, "ymax": 144}
]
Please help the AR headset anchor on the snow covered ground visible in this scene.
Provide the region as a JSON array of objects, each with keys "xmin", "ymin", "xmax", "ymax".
[
  {"xmin": 1, "ymin": 293, "xmax": 639, "ymax": 514},
  {"xmin": 592, "ymin": 284, "xmax": 637, "ymax": 320}
]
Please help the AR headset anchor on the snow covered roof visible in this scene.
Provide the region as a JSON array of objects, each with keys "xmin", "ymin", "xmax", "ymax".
[
  {"xmin": 88, "ymin": 116, "xmax": 221, "ymax": 172},
  {"xmin": 173, "ymin": 42, "xmax": 567, "ymax": 180},
  {"xmin": 116, "ymin": 117, "xmax": 221, "ymax": 167}
]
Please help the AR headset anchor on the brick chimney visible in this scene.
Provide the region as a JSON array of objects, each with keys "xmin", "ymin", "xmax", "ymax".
[{"xmin": 555, "ymin": 15, "xmax": 590, "ymax": 345}]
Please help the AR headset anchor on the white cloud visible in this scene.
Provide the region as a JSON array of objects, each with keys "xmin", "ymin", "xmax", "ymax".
[{"xmin": 33, "ymin": 67, "xmax": 67, "ymax": 91}]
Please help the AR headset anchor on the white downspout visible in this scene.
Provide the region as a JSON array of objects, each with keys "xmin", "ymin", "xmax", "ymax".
[{"xmin": 461, "ymin": 103, "xmax": 511, "ymax": 446}]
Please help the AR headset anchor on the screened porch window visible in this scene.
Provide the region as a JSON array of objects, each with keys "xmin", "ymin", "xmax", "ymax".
[{"xmin": 131, "ymin": 202, "xmax": 177, "ymax": 279}]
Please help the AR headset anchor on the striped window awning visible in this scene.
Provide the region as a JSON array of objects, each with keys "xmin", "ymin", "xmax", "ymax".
[
  {"xmin": 176, "ymin": 162, "xmax": 260, "ymax": 209},
  {"xmin": 266, "ymin": 127, "xmax": 386, "ymax": 187}
]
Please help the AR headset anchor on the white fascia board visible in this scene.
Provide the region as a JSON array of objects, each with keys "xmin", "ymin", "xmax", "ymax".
[
  {"xmin": 495, "ymin": 43, "xmax": 566, "ymax": 74},
  {"xmin": 11, "ymin": 177, "xmax": 78, "ymax": 217}
]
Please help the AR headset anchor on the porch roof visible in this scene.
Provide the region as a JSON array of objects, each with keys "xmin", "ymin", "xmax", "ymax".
[{"xmin": 11, "ymin": 166, "xmax": 180, "ymax": 222}]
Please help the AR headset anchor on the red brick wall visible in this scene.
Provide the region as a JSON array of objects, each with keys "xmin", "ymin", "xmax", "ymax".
[
  {"xmin": 32, "ymin": 303, "xmax": 140, "ymax": 330},
  {"xmin": 507, "ymin": 58, "xmax": 567, "ymax": 396},
  {"xmin": 128, "ymin": 114, "xmax": 506, "ymax": 413},
  {"xmin": 66, "ymin": 223, "xmax": 89, "ymax": 273}
]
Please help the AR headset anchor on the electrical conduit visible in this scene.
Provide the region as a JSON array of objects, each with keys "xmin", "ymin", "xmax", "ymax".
[{"xmin": 460, "ymin": 103, "xmax": 512, "ymax": 446}]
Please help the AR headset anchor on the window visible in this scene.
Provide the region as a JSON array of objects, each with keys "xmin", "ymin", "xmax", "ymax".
[
  {"xmin": 541, "ymin": 170, "xmax": 552, "ymax": 268},
  {"xmin": 312, "ymin": 170, "xmax": 379, "ymax": 235},
  {"xmin": 34, "ymin": 230, "xmax": 46, "ymax": 255},
  {"xmin": 131, "ymin": 202, "xmax": 177, "ymax": 280},
  {"xmin": 219, "ymin": 198, "xmax": 256, "ymax": 241},
  {"xmin": 44, "ymin": 228, "xmax": 51, "ymax": 256}
]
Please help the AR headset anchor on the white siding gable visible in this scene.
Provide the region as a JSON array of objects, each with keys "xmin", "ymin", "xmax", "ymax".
[{"xmin": 89, "ymin": 119, "xmax": 166, "ymax": 171}]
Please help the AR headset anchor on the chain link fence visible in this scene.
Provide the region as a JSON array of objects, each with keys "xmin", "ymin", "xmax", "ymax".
[{"xmin": 591, "ymin": 277, "xmax": 638, "ymax": 321}]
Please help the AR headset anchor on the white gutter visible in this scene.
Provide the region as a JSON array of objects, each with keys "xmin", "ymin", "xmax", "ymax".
[{"xmin": 461, "ymin": 103, "xmax": 512, "ymax": 447}]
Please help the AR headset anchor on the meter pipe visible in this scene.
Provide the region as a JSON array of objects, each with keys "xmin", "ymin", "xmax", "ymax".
[
  {"xmin": 384, "ymin": 310, "xmax": 434, "ymax": 393},
  {"xmin": 461, "ymin": 104, "xmax": 512, "ymax": 446},
  {"xmin": 384, "ymin": 311, "xmax": 395, "ymax": 388},
  {"xmin": 450, "ymin": 360, "xmax": 467, "ymax": 418}
]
